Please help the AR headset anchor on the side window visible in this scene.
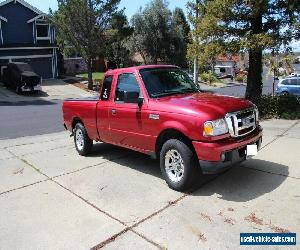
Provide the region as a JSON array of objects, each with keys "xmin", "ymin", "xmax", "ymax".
[
  {"xmin": 101, "ymin": 76, "xmax": 113, "ymax": 100},
  {"xmin": 286, "ymin": 79, "xmax": 297, "ymax": 85},
  {"xmin": 115, "ymin": 73, "xmax": 141, "ymax": 103}
]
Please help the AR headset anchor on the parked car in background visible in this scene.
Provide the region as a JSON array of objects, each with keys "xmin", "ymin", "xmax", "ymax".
[
  {"xmin": 276, "ymin": 77, "xmax": 300, "ymax": 96},
  {"xmin": 3, "ymin": 62, "xmax": 42, "ymax": 94},
  {"xmin": 63, "ymin": 65, "xmax": 262, "ymax": 191},
  {"xmin": 289, "ymin": 73, "xmax": 300, "ymax": 77}
]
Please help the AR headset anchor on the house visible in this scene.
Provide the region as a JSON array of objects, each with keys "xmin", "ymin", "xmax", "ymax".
[
  {"xmin": 0, "ymin": 0, "xmax": 57, "ymax": 79},
  {"xmin": 213, "ymin": 55, "xmax": 248, "ymax": 78}
]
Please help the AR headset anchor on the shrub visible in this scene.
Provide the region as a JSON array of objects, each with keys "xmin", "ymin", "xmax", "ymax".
[
  {"xmin": 200, "ymin": 71, "xmax": 219, "ymax": 85},
  {"xmin": 257, "ymin": 94, "xmax": 300, "ymax": 120},
  {"xmin": 235, "ymin": 74, "xmax": 245, "ymax": 82}
]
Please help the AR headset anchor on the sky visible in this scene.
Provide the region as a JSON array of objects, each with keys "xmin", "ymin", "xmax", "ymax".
[
  {"xmin": 4, "ymin": 0, "xmax": 300, "ymax": 52},
  {"xmin": 22, "ymin": 0, "xmax": 190, "ymax": 18}
]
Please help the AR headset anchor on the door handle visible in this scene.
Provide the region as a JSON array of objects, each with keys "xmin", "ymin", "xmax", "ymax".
[{"xmin": 111, "ymin": 109, "xmax": 117, "ymax": 115}]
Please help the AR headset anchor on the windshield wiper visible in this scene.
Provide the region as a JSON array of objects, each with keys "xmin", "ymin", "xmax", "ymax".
[{"xmin": 151, "ymin": 89, "xmax": 198, "ymax": 98}]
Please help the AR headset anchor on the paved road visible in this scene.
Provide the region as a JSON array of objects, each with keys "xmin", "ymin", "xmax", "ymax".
[
  {"xmin": 208, "ymin": 64, "xmax": 300, "ymax": 97},
  {"xmin": 0, "ymin": 99, "xmax": 64, "ymax": 140}
]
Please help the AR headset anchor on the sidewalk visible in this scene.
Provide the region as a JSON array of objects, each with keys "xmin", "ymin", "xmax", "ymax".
[{"xmin": 0, "ymin": 120, "xmax": 299, "ymax": 249}]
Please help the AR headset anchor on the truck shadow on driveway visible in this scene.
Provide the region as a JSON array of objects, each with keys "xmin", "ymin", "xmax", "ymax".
[
  {"xmin": 191, "ymin": 159, "xmax": 289, "ymax": 202},
  {"xmin": 89, "ymin": 143, "xmax": 288, "ymax": 202}
]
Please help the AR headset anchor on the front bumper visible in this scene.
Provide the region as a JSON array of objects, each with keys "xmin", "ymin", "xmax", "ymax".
[
  {"xmin": 20, "ymin": 84, "xmax": 42, "ymax": 92},
  {"xmin": 192, "ymin": 127, "xmax": 263, "ymax": 174}
]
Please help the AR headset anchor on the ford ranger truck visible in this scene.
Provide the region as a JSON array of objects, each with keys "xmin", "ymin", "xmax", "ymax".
[{"xmin": 63, "ymin": 65, "xmax": 262, "ymax": 191}]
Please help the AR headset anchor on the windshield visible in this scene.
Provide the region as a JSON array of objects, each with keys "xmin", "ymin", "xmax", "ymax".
[{"xmin": 139, "ymin": 67, "xmax": 199, "ymax": 98}]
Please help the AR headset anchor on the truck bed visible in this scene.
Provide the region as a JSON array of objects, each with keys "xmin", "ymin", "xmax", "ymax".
[{"xmin": 63, "ymin": 96, "xmax": 100, "ymax": 140}]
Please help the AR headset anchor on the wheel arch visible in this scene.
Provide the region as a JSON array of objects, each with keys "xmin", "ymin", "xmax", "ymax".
[
  {"xmin": 72, "ymin": 117, "xmax": 84, "ymax": 130},
  {"xmin": 155, "ymin": 128, "xmax": 195, "ymax": 159}
]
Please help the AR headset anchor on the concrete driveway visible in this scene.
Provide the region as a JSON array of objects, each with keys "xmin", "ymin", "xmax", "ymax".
[
  {"xmin": 0, "ymin": 120, "xmax": 299, "ymax": 249},
  {"xmin": 0, "ymin": 79, "xmax": 93, "ymax": 103}
]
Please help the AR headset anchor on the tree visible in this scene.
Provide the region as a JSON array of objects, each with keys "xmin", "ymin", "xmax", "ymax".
[
  {"xmin": 130, "ymin": 0, "xmax": 188, "ymax": 66},
  {"xmin": 106, "ymin": 11, "xmax": 133, "ymax": 68},
  {"xmin": 131, "ymin": 0, "xmax": 172, "ymax": 64},
  {"xmin": 173, "ymin": 8, "xmax": 190, "ymax": 45},
  {"xmin": 52, "ymin": 0, "xmax": 120, "ymax": 89},
  {"xmin": 172, "ymin": 8, "xmax": 191, "ymax": 67},
  {"xmin": 188, "ymin": 0, "xmax": 300, "ymax": 104}
]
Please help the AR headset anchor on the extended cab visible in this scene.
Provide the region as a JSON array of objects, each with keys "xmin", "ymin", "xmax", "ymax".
[{"xmin": 63, "ymin": 65, "xmax": 262, "ymax": 191}]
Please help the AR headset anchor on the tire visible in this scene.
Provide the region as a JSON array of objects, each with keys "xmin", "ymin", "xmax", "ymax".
[
  {"xmin": 74, "ymin": 123, "xmax": 93, "ymax": 156},
  {"xmin": 281, "ymin": 91, "xmax": 289, "ymax": 96},
  {"xmin": 160, "ymin": 139, "xmax": 200, "ymax": 191},
  {"xmin": 15, "ymin": 86, "xmax": 21, "ymax": 95}
]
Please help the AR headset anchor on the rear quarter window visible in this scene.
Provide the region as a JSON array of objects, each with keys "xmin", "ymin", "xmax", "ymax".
[{"xmin": 100, "ymin": 76, "xmax": 113, "ymax": 100}]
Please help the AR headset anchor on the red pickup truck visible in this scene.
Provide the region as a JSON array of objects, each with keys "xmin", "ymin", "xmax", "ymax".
[{"xmin": 63, "ymin": 65, "xmax": 262, "ymax": 191}]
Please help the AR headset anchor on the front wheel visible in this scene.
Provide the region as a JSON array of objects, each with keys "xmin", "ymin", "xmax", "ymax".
[
  {"xmin": 74, "ymin": 123, "xmax": 93, "ymax": 156},
  {"xmin": 160, "ymin": 139, "xmax": 200, "ymax": 191}
]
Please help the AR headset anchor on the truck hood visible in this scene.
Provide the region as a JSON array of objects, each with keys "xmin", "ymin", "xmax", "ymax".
[{"xmin": 150, "ymin": 92, "xmax": 253, "ymax": 119}]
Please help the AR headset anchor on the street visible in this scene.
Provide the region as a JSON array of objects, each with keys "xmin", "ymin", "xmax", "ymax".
[
  {"xmin": 0, "ymin": 79, "xmax": 93, "ymax": 140},
  {"xmin": 0, "ymin": 100, "xmax": 63, "ymax": 139},
  {"xmin": 206, "ymin": 64, "xmax": 300, "ymax": 97}
]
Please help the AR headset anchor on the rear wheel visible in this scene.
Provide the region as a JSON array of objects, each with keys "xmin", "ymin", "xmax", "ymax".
[
  {"xmin": 160, "ymin": 139, "xmax": 200, "ymax": 191},
  {"xmin": 74, "ymin": 123, "xmax": 93, "ymax": 156},
  {"xmin": 15, "ymin": 86, "xmax": 21, "ymax": 95}
]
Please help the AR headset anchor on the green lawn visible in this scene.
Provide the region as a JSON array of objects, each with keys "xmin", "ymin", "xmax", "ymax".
[{"xmin": 77, "ymin": 72, "xmax": 105, "ymax": 81}]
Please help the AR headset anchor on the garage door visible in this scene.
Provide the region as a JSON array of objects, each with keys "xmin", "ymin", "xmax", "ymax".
[{"xmin": 13, "ymin": 57, "xmax": 53, "ymax": 79}]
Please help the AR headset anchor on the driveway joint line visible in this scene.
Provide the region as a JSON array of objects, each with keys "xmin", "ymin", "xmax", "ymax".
[
  {"xmin": 5, "ymin": 148, "xmax": 163, "ymax": 249},
  {"xmin": 4, "ymin": 145, "xmax": 74, "ymax": 158},
  {"xmin": 6, "ymin": 142, "xmax": 216, "ymax": 250},
  {"xmin": 261, "ymin": 120, "xmax": 299, "ymax": 150},
  {"xmin": 241, "ymin": 165, "xmax": 300, "ymax": 180},
  {"xmin": 51, "ymin": 178, "xmax": 127, "ymax": 226},
  {"xmin": 1, "ymin": 135, "xmax": 70, "ymax": 149},
  {"xmin": 130, "ymin": 229, "xmax": 165, "ymax": 249},
  {"xmin": 90, "ymin": 195, "xmax": 188, "ymax": 249},
  {"xmin": 0, "ymin": 179, "xmax": 50, "ymax": 196},
  {"xmin": 51, "ymin": 153, "xmax": 133, "ymax": 180}
]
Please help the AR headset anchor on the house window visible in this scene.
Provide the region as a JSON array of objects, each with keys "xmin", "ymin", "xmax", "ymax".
[{"xmin": 36, "ymin": 24, "xmax": 49, "ymax": 40}]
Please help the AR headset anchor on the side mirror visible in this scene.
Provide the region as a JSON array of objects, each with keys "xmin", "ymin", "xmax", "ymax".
[{"xmin": 124, "ymin": 91, "xmax": 140, "ymax": 104}]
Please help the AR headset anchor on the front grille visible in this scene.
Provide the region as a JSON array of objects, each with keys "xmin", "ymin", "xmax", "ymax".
[{"xmin": 225, "ymin": 108, "xmax": 257, "ymax": 137}]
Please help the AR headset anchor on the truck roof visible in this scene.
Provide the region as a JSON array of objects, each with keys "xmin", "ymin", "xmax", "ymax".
[{"xmin": 106, "ymin": 64, "xmax": 178, "ymax": 74}]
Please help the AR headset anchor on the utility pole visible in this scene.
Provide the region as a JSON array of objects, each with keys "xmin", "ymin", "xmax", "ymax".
[{"xmin": 194, "ymin": 0, "xmax": 199, "ymax": 87}]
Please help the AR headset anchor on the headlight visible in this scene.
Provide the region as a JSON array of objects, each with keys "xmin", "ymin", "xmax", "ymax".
[{"xmin": 203, "ymin": 118, "xmax": 228, "ymax": 136}]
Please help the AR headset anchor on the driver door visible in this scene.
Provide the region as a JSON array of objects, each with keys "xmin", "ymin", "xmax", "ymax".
[{"xmin": 109, "ymin": 73, "xmax": 150, "ymax": 151}]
